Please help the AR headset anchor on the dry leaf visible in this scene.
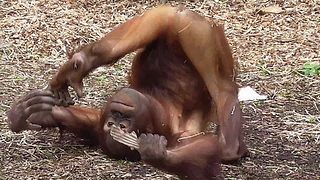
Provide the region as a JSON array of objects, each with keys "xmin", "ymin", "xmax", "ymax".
[{"xmin": 258, "ymin": 5, "xmax": 283, "ymax": 15}]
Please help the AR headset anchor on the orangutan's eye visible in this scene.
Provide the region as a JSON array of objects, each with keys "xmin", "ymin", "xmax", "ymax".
[
  {"xmin": 107, "ymin": 121, "xmax": 114, "ymax": 127},
  {"xmin": 119, "ymin": 123, "xmax": 126, "ymax": 129}
]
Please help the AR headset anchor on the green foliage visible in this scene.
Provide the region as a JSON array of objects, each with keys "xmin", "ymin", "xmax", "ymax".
[
  {"xmin": 98, "ymin": 75, "xmax": 109, "ymax": 82},
  {"xmin": 253, "ymin": 100, "xmax": 264, "ymax": 105},
  {"xmin": 262, "ymin": 69, "xmax": 270, "ymax": 75},
  {"xmin": 258, "ymin": 60, "xmax": 270, "ymax": 75},
  {"xmin": 14, "ymin": 75, "xmax": 24, "ymax": 80},
  {"xmin": 86, "ymin": 89, "xmax": 93, "ymax": 93},
  {"xmin": 114, "ymin": 65, "xmax": 123, "ymax": 70},
  {"xmin": 297, "ymin": 62, "xmax": 320, "ymax": 76},
  {"xmin": 258, "ymin": 60, "xmax": 265, "ymax": 68},
  {"xmin": 310, "ymin": 117, "xmax": 315, "ymax": 122}
]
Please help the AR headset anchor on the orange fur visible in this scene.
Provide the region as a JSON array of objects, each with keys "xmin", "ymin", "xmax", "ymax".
[{"xmin": 43, "ymin": 5, "xmax": 248, "ymax": 179}]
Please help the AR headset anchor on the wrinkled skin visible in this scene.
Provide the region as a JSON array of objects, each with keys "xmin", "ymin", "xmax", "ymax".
[
  {"xmin": 139, "ymin": 134, "xmax": 168, "ymax": 163},
  {"xmin": 7, "ymin": 90, "xmax": 57, "ymax": 132}
]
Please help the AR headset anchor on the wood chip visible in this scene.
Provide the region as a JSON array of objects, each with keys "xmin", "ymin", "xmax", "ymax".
[{"xmin": 258, "ymin": 5, "xmax": 283, "ymax": 15}]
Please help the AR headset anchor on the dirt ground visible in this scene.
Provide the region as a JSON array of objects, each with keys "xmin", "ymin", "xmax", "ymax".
[{"xmin": 0, "ymin": 0, "xmax": 319, "ymax": 179}]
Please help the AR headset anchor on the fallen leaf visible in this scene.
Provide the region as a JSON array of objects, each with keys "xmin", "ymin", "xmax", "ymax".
[{"xmin": 258, "ymin": 5, "xmax": 283, "ymax": 15}]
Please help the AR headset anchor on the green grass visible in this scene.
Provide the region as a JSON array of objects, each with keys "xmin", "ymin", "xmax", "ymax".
[
  {"xmin": 296, "ymin": 62, "xmax": 320, "ymax": 76},
  {"xmin": 98, "ymin": 75, "xmax": 109, "ymax": 82}
]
